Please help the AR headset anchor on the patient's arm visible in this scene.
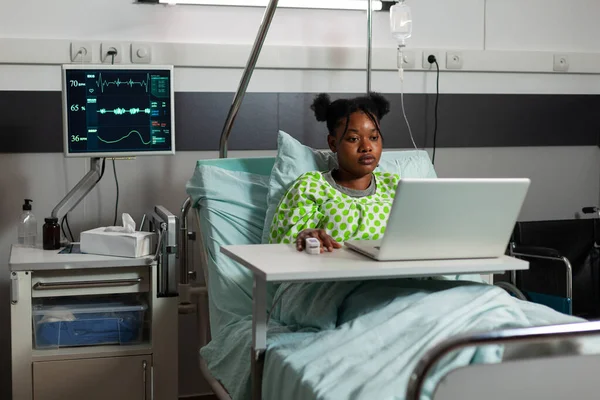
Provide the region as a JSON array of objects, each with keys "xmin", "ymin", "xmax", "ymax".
[{"xmin": 269, "ymin": 173, "xmax": 324, "ymax": 245}]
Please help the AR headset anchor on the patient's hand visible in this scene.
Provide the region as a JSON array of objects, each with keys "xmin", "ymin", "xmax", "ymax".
[{"xmin": 296, "ymin": 229, "xmax": 342, "ymax": 253}]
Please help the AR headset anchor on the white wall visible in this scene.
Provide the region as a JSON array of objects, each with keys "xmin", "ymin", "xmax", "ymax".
[
  {"xmin": 0, "ymin": 0, "xmax": 484, "ymax": 48},
  {"xmin": 486, "ymin": 0, "xmax": 600, "ymax": 52},
  {"xmin": 1, "ymin": 0, "xmax": 600, "ymax": 398},
  {"xmin": 2, "ymin": 0, "xmax": 597, "ymax": 52}
]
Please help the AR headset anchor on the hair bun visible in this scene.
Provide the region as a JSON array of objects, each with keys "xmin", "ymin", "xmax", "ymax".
[
  {"xmin": 311, "ymin": 93, "xmax": 331, "ymax": 122},
  {"xmin": 369, "ymin": 92, "xmax": 391, "ymax": 120}
]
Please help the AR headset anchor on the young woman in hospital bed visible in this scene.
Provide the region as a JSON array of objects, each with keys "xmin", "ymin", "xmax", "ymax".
[{"xmin": 201, "ymin": 93, "xmax": 595, "ymax": 400}]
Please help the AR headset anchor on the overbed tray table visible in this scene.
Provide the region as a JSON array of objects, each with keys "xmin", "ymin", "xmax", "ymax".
[{"xmin": 220, "ymin": 243, "xmax": 529, "ymax": 400}]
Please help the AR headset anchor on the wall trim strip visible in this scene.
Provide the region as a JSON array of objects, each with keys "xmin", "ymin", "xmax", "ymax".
[
  {"xmin": 1, "ymin": 91, "xmax": 598, "ymax": 153},
  {"xmin": 3, "ymin": 38, "xmax": 600, "ymax": 75}
]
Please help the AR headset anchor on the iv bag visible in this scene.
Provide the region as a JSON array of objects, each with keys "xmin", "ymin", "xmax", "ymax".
[{"xmin": 390, "ymin": 0, "xmax": 412, "ymax": 45}]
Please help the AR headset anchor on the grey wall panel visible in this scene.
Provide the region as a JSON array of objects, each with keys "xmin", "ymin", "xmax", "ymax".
[
  {"xmin": 0, "ymin": 92, "xmax": 63, "ymax": 153},
  {"xmin": 279, "ymin": 93, "xmax": 600, "ymax": 149},
  {"xmin": 278, "ymin": 92, "xmax": 436, "ymax": 149},
  {"xmin": 436, "ymin": 94, "xmax": 600, "ymax": 147},
  {"xmin": 0, "ymin": 91, "xmax": 598, "ymax": 153},
  {"xmin": 174, "ymin": 92, "xmax": 279, "ymax": 151}
]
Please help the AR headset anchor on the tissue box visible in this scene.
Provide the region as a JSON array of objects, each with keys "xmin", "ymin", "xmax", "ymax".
[{"xmin": 80, "ymin": 228, "xmax": 155, "ymax": 258}]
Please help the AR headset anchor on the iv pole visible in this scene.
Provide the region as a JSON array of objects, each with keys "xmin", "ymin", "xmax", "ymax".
[
  {"xmin": 219, "ymin": 0, "xmax": 280, "ymax": 159},
  {"xmin": 218, "ymin": 0, "xmax": 376, "ymax": 159},
  {"xmin": 367, "ymin": 0, "xmax": 373, "ymax": 93}
]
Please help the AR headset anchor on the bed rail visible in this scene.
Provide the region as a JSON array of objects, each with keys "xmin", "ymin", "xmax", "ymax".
[
  {"xmin": 178, "ymin": 196, "xmax": 197, "ymax": 312},
  {"xmin": 406, "ymin": 320, "xmax": 600, "ymax": 400},
  {"xmin": 180, "ymin": 197, "xmax": 193, "ymax": 286}
]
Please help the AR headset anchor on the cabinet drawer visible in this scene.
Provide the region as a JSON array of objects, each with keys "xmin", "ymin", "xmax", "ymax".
[
  {"xmin": 33, "ymin": 355, "xmax": 151, "ymax": 400},
  {"xmin": 32, "ymin": 266, "xmax": 150, "ymax": 297}
]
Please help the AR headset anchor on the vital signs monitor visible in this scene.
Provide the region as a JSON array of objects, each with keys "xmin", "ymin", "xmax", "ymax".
[{"xmin": 62, "ymin": 64, "xmax": 175, "ymax": 157}]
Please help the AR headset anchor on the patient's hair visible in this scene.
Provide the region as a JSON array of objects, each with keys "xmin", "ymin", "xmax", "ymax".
[{"xmin": 310, "ymin": 93, "xmax": 391, "ymax": 138}]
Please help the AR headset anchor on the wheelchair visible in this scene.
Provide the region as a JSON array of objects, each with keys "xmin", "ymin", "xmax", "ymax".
[{"xmin": 495, "ymin": 207, "xmax": 600, "ymax": 319}]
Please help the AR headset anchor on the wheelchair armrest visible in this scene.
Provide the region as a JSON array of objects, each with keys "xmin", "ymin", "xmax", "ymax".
[
  {"xmin": 512, "ymin": 245, "xmax": 562, "ymax": 259},
  {"xmin": 510, "ymin": 244, "xmax": 573, "ymax": 305}
]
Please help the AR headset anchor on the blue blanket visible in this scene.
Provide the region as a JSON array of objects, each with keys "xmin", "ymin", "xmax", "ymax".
[{"xmin": 201, "ymin": 275, "xmax": 583, "ymax": 400}]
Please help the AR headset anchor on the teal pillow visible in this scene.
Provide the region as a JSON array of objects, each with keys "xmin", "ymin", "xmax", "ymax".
[{"xmin": 261, "ymin": 130, "xmax": 437, "ymax": 243}]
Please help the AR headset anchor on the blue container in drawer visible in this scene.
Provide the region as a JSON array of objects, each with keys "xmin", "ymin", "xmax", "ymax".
[{"xmin": 32, "ymin": 299, "xmax": 147, "ymax": 349}]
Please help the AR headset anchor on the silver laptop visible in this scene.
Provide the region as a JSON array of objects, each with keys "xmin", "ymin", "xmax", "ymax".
[{"xmin": 345, "ymin": 178, "xmax": 531, "ymax": 261}]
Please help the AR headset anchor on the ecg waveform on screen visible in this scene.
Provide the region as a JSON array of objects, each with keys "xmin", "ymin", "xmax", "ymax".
[
  {"xmin": 97, "ymin": 108, "xmax": 151, "ymax": 115},
  {"xmin": 97, "ymin": 130, "xmax": 153, "ymax": 145},
  {"xmin": 95, "ymin": 73, "xmax": 150, "ymax": 93}
]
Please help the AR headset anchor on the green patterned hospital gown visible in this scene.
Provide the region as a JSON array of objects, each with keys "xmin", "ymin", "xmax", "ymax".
[{"xmin": 269, "ymin": 171, "xmax": 400, "ymax": 244}]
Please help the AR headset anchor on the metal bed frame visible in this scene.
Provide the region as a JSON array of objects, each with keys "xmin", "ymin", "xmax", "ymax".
[{"xmin": 175, "ymin": 1, "xmax": 600, "ymax": 398}]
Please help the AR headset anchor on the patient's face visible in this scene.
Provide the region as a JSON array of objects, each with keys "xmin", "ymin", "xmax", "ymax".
[{"xmin": 328, "ymin": 111, "xmax": 383, "ymax": 179}]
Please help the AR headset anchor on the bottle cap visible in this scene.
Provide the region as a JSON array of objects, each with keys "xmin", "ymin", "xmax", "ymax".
[
  {"xmin": 23, "ymin": 199, "xmax": 33, "ymax": 211},
  {"xmin": 45, "ymin": 217, "xmax": 59, "ymax": 224}
]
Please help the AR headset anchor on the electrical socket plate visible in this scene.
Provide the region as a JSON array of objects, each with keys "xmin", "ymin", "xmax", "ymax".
[
  {"xmin": 101, "ymin": 42, "xmax": 123, "ymax": 64},
  {"xmin": 553, "ymin": 54, "xmax": 569, "ymax": 72},
  {"xmin": 398, "ymin": 50, "xmax": 415, "ymax": 69},
  {"xmin": 446, "ymin": 51, "xmax": 464, "ymax": 69},
  {"xmin": 70, "ymin": 42, "xmax": 92, "ymax": 63},
  {"xmin": 422, "ymin": 51, "xmax": 442, "ymax": 69},
  {"xmin": 131, "ymin": 43, "xmax": 152, "ymax": 64}
]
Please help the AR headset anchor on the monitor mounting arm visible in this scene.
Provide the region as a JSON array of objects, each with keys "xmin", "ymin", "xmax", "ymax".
[{"xmin": 51, "ymin": 157, "xmax": 102, "ymax": 221}]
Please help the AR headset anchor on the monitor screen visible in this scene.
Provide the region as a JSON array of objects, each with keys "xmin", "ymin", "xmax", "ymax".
[{"xmin": 62, "ymin": 65, "xmax": 175, "ymax": 157}]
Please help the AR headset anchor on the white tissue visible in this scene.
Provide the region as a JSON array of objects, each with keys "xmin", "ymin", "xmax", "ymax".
[{"xmin": 104, "ymin": 213, "xmax": 136, "ymax": 233}]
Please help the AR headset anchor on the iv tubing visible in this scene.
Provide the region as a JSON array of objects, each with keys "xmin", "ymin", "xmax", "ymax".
[{"xmin": 398, "ymin": 46, "xmax": 418, "ymax": 150}]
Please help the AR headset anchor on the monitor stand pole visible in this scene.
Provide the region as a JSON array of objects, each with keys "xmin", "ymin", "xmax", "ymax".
[{"xmin": 51, "ymin": 157, "xmax": 103, "ymax": 221}]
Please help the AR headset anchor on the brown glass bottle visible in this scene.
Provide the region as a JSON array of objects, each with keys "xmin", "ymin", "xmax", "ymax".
[{"xmin": 43, "ymin": 217, "xmax": 61, "ymax": 250}]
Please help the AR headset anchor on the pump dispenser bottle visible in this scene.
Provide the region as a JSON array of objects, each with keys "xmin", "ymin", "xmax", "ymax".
[{"xmin": 18, "ymin": 199, "xmax": 37, "ymax": 247}]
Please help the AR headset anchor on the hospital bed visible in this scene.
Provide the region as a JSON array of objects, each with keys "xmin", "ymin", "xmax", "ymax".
[
  {"xmin": 181, "ymin": 152, "xmax": 600, "ymax": 400},
  {"xmin": 174, "ymin": 1, "xmax": 600, "ymax": 398}
]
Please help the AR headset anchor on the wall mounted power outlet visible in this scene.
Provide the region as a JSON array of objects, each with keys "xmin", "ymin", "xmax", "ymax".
[
  {"xmin": 398, "ymin": 50, "xmax": 415, "ymax": 69},
  {"xmin": 101, "ymin": 42, "xmax": 123, "ymax": 64},
  {"xmin": 553, "ymin": 54, "xmax": 569, "ymax": 72},
  {"xmin": 131, "ymin": 43, "xmax": 152, "ymax": 64},
  {"xmin": 446, "ymin": 52, "xmax": 464, "ymax": 69},
  {"xmin": 70, "ymin": 42, "xmax": 92, "ymax": 63},
  {"xmin": 423, "ymin": 51, "xmax": 442, "ymax": 69}
]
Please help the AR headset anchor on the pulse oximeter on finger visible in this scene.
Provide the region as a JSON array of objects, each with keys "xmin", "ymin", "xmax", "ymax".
[{"xmin": 305, "ymin": 238, "xmax": 321, "ymax": 255}]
